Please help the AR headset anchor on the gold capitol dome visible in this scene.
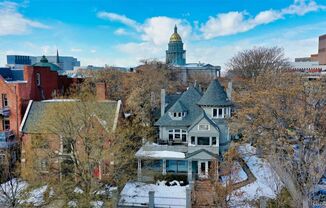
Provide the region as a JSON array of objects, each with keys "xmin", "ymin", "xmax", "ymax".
[{"xmin": 169, "ymin": 25, "xmax": 182, "ymax": 42}]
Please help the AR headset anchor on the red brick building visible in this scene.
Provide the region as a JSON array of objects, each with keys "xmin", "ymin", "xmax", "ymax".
[{"xmin": 0, "ymin": 57, "xmax": 80, "ymax": 166}]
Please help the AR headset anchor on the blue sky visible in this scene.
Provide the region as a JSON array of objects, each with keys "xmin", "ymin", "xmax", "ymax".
[{"xmin": 0, "ymin": 0, "xmax": 325, "ymax": 70}]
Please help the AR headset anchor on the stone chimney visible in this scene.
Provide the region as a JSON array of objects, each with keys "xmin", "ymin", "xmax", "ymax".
[
  {"xmin": 161, "ymin": 89, "xmax": 166, "ymax": 116},
  {"xmin": 227, "ymin": 81, "xmax": 232, "ymax": 101},
  {"xmin": 96, "ymin": 83, "xmax": 108, "ymax": 101}
]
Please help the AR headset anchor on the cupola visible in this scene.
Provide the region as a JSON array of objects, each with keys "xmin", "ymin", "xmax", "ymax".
[{"xmin": 169, "ymin": 25, "xmax": 182, "ymax": 42}]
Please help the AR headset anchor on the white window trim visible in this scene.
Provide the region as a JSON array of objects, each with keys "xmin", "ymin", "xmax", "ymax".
[
  {"xmin": 212, "ymin": 108, "xmax": 225, "ymax": 118},
  {"xmin": 188, "ymin": 136, "xmax": 219, "ymax": 146},
  {"xmin": 168, "ymin": 129, "xmax": 187, "ymax": 141},
  {"xmin": 198, "ymin": 124, "xmax": 210, "ymax": 131}
]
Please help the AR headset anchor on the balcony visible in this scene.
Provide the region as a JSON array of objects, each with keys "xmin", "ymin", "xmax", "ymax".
[
  {"xmin": 0, "ymin": 107, "xmax": 10, "ymax": 117},
  {"xmin": 0, "ymin": 130, "xmax": 16, "ymax": 148},
  {"xmin": 142, "ymin": 141, "xmax": 219, "ymax": 155}
]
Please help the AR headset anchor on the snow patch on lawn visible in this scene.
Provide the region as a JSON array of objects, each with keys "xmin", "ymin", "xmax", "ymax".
[
  {"xmin": 221, "ymin": 161, "xmax": 248, "ymax": 185},
  {"xmin": 231, "ymin": 144, "xmax": 283, "ymax": 207}
]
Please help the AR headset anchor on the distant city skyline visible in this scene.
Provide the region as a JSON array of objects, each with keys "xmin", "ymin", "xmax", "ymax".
[{"xmin": 0, "ymin": 0, "xmax": 325, "ymax": 70}]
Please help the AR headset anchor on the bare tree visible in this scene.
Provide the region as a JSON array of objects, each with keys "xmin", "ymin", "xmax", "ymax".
[
  {"xmin": 0, "ymin": 152, "xmax": 23, "ymax": 208},
  {"xmin": 226, "ymin": 46, "xmax": 290, "ymax": 79},
  {"xmin": 231, "ymin": 71, "xmax": 326, "ymax": 207}
]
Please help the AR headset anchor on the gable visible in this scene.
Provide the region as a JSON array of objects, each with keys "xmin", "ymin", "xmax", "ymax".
[
  {"xmin": 155, "ymin": 86, "xmax": 203, "ymax": 127},
  {"xmin": 186, "ymin": 149, "xmax": 218, "ymax": 160},
  {"xmin": 188, "ymin": 115, "xmax": 219, "ymax": 134}
]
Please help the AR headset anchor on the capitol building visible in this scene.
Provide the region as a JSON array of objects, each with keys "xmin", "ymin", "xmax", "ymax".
[{"xmin": 166, "ymin": 25, "xmax": 221, "ymax": 82}]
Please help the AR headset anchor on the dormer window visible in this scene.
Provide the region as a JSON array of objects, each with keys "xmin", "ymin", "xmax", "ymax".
[
  {"xmin": 170, "ymin": 111, "xmax": 187, "ymax": 119},
  {"xmin": 169, "ymin": 101, "xmax": 187, "ymax": 120}
]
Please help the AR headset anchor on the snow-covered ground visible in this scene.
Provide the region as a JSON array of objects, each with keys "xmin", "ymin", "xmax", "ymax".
[
  {"xmin": 230, "ymin": 144, "xmax": 283, "ymax": 207},
  {"xmin": 119, "ymin": 181, "xmax": 187, "ymax": 208},
  {"xmin": 0, "ymin": 179, "xmax": 48, "ymax": 206},
  {"xmin": 0, "ymin": 179, "xmax": 113, "ymax": 207},
  {"xmin": 221, "ymin": 161, "xmax": 248, "ymax": 185}
]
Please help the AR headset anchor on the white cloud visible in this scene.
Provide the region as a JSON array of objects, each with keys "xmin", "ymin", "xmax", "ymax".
[
  {"xmin": 200, "ymin": 0, "xmax": 325, "ymax": 39},
  {"xmin": 282, "ymin": 0, "xmax": 323, "ymax": 15},
  {"xmin": 114, "ymin": 28, "xmax": 129, "ymax": 35},
  {"xmin": 70, "ymin": 48, "xmax": 83, "ymax": 52},
  {"xmin": 141, "ymin": 17, "xmax": 192, "ymax": 45},
  {"xmin": 90, "ymin": 49, "xmax": 97, "ymax": 53},
  {"xmin": 0, "ymin": 1, "xmax": 49, "ymax": 36},
  {"xmin": 116, "ymin": 42, "xmax": 164, "ymax": 62},
  {"xmin": 98, "ymin": 11, "xmax": 192, "ymax": 46},
  {"xmin": 97, "ymin": 12, "xmax": 141, "ymax": 31},
  {"xmin": 93, "ymin": 1, "xmax": 324, "ymax": 68}
]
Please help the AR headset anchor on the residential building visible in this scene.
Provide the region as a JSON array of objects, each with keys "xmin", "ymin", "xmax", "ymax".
[
  {"xmin": 136, "ymin": 79, "xmax": 233, "ymax": 182},
  {"xmin": 19, "ymin": 83, "xmax": 122, "ymax": 180},
  {"xmin": 0, "ymin": 57, "xmax": 80, "ymax": 172},
  {"xmin": 165, "ymin": 25, "xmax": 221, "ymax": 82}
]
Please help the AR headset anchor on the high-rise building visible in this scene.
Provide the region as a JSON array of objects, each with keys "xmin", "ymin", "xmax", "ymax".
[
  {"xmin": 6, "ymin": 55, "xmax": 37, "ymax": 69},
  {"xmin": 166, "ymin": 25, "xmax": 186, "ymax": 65},
  {"xmin": 35, "ymin": 50, "xmax": 80, "ymax": 71},
  {"xmin": 6, "ymin": 50, "xmax": 81, "ymax": 71},
  {"xmin": 295, "ymin": 34, "xmax": 326, "ymax": 65},
  {"xmin": 318, "ymin": 34, "xmax": 326, "ymax": 65}
]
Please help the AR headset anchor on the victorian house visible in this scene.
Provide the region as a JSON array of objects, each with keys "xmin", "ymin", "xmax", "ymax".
[{"xmin": 136, "ymin": 79, "xmax": 233, "ymax": 181}]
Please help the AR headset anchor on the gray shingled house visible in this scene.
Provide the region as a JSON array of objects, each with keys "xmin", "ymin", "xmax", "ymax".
[{"xmin": 136, "ymin": 79, "xmax": 233, "ymax": 182}]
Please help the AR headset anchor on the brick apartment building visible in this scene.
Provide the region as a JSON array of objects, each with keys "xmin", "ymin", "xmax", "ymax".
[
  {"xmin": 19, "ymin": 83, "xmax": 122, "ymax": 181},
  {"xmin": 0, "ymin": 56, "xmax": 80, "ymax": 170}
]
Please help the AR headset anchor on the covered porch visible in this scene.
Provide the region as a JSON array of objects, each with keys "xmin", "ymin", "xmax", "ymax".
[{"xmin": 136, "ymin": 148, "xmax": 219, "ymax": 182}]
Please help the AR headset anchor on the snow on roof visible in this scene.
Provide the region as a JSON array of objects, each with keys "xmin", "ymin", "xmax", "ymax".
[
  {"xmin": 119, "ymin": 182, "xmax": 187, "ymax": 208},
  {"xmin": 41, "ymin": 99, "xmax": 79, "ymax": 102},
  {"xmin": 5, "ymin": 80, "xmax": 27, "ymax": 84},
  {"xmin": 135, "ymin": 148, "xmax": 185, "ymax": 159}
]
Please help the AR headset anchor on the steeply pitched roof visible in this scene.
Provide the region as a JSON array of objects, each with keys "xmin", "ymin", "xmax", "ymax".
[
  {"xmin": 21, "ymin": 100, "xmax": 120, "ymax": 133},
  {"xmin": 155, "ymin": 86, "xmax": 203, "ymax": 127},
  {"xmin": 165, "ymin": 94, "xmax": 181, "ymax": 112},
  {"xmin": 169, "ymin": 100, "xmax": 187, "ymax": 112},
  {"xmin": 197, "ymin": 79, "xmax": 232, "ymax": 106}
]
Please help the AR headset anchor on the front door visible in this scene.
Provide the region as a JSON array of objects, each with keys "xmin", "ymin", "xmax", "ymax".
[{"xmin": 198, "ymin": 161, "xmax": 208, "ymax": 179}]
